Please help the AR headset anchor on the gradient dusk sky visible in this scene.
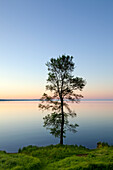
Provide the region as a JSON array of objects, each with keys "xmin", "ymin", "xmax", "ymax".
[{"xmin": 0, "ymin": 0, "xmax": 113, "ymax": 99}]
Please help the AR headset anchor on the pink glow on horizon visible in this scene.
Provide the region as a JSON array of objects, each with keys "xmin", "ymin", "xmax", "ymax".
[{"xmin": 0, "ymin": 85, "xmax": 112, "ymax": 100}]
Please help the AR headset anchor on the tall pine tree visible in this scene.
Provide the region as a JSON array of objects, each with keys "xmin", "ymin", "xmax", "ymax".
[{"xmin": 39, "ymin": 55, "xmax": 86, "ymax": 144}]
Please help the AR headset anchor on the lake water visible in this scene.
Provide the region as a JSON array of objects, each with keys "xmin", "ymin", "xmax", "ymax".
[{"xmin": 0, "ymin": 101, "xmax": 113, "ymax": 152}]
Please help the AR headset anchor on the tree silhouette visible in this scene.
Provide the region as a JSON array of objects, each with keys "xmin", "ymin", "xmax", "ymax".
[{"xmin": 39, "ymin": 55, "xmax": 86, "ymax": 144}]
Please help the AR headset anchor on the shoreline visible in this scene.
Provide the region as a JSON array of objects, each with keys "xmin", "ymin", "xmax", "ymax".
[{"xmin": 0, "ymin": 99, "xmax": 113, "ymax": 102}]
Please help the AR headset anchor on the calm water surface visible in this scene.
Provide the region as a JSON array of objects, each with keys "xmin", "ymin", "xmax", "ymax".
[{"xmin": 0, "ymin": 101, "xmax": 113, "ymax": 152}]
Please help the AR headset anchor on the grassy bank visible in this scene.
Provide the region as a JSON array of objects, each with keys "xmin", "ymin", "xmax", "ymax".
[{"xmin": 0, "ymin": 142, "xmax": 113, "ymax": 169}]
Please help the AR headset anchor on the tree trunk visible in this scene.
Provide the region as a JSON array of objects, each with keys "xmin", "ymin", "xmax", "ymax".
[{"xmin": 60, "ymin": 97, "xmax": 64, "ymax": 145}]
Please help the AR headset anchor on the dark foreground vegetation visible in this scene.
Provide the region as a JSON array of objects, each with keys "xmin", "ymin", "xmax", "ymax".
[{"xmin": 0, "ymin": 142, "xmax": 113, "ymax": 170}]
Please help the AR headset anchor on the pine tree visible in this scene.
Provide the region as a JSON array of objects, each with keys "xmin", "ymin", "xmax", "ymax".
[{"xmin": 39, "ymin": 55, "xmax": 86, "ymax": 144}]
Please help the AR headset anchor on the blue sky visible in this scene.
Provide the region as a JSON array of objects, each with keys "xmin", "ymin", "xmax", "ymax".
[{"xmin": 0, "ymin": 0, "xmax": 113, "ymax": 99}]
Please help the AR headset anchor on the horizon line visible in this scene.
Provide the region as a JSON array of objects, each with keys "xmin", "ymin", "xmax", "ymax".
[{"xmin": 0, "ymin": 99, "xmax": 113, "ymax": 101}]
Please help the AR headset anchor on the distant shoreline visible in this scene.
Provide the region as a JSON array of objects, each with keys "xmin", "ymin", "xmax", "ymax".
[
  {"xmin": 0, "ymin": 99, "xmax": 113, "ymax": 102},
  {"xmin": 0, "ymin": 99, "xmax": 41, "ymax": 101}
]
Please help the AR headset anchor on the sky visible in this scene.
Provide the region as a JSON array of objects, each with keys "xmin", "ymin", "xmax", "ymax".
[{"xmin": 0, "ymin": 0, "xmax": 113, "ymax": 99}]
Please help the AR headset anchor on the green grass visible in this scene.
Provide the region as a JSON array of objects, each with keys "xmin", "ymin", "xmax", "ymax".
[
  {"xmin": 0, "ymin": 151, "xmax": 41, "ymax": 170},
  {"xmin": 0, "ymin": 142, "xmax": 113, "ymax": 169}
]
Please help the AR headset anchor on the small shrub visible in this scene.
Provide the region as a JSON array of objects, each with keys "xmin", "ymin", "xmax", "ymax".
[
  {"xmin": 97, "ymin": 142, "xmax": 109, "ymax": 148},
  {"xmin": 18, "ymin": 148, "xmax": 21, "ymax": 153}
]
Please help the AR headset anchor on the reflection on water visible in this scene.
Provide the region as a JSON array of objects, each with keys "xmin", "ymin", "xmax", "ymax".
[{"xmin": 0, "ymin": 101, "xmax": 113, "ymax": 152}]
